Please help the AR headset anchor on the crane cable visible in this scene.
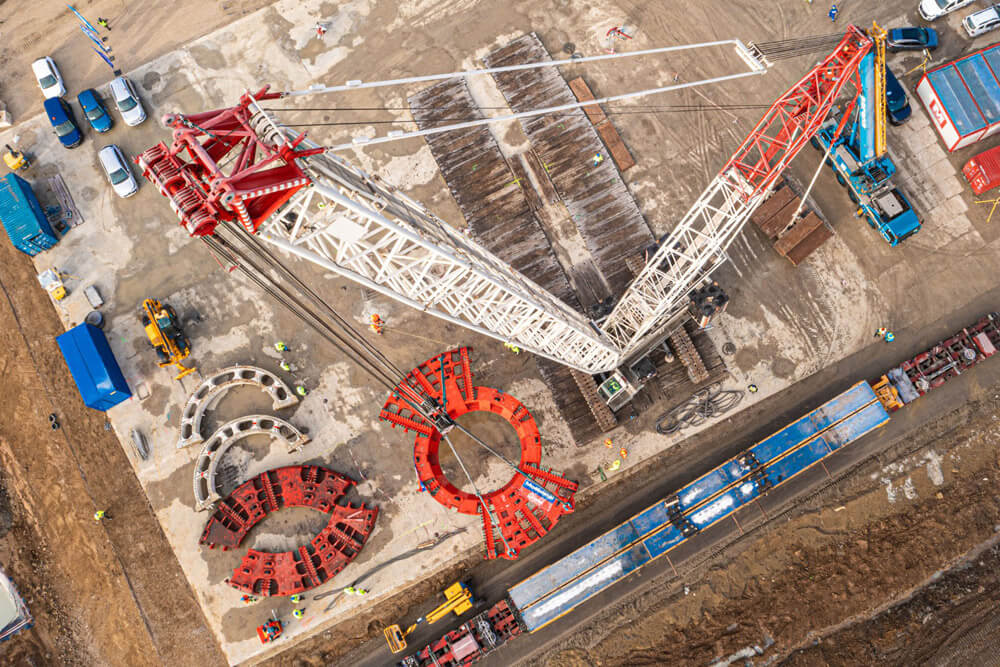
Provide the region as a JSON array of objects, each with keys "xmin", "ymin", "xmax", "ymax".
[
  {"xmin": 203, "ymin": 229, "xmax": 434, "ymax": 419},
  {"xmin": 207, "ymin": 228, "xmax": 530, "ymax": 555}
]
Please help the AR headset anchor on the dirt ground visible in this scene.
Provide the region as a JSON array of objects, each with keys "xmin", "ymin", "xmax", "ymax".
[
  {"xmin": 535, "ymin": 389, "xmax": 1000, "ymax": 667},
  {"xmin": 0, "ymin": 0, "xmax": 275, "ymax": 123},
  {"xmin": 784, "ymin": 540, "xmax": 1000, "ymax": 666},
  {"xmin": 0, "ymin": 221, "xmax": 224, "ymax": 664}
]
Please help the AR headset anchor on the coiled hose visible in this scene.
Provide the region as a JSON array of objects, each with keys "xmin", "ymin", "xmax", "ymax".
[{"xmin": 655, "ymin": 382, "xmax": 743, "ymax": 435}]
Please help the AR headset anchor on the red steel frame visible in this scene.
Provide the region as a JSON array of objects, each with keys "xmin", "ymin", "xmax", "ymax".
[
  {"xmin": 725, "ymin": 25, "xmax": 872, "ymax": 200},
  {"xmin": 380, "ymin": 348, "xmax": 577, "ymax": 560},
  {"xmin": 135, "ymin": 86, "xmax": 323, "ymax": 237},
  {"xmin": 200, "ymin": 465, "xmax": 378, "ymax": 597},
  {"xmin": 401, "ymin": 599, "xmax": 523, "ymax": 667},
  {"xmin": 887, "ymin": 313, "xmax": 1000, "ymax": 408}
]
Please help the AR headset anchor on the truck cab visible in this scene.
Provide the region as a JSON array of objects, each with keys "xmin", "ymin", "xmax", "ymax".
[
  {"xmin": 815, "ymin": 115, "xmax": 921, "ymax": 247},
  {"xmin": 861, "ymin": 188, "xmax": 921, "ymax": 246}
]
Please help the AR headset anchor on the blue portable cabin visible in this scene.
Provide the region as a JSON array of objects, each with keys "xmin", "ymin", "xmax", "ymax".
[
  {"xmin": 916, "ymin": 42, "xmax": 1000, "ymax": 151},
  {"xmin": 0, "ymin": 173, "xmax": 59, "ymax": 257},
  {"xmin": 56, "ymin": 323, "xmax": 131, "ymax": 411},
  {"xmin": 508, "ymin": 381, "xmax": 890, "ymax": 633}
]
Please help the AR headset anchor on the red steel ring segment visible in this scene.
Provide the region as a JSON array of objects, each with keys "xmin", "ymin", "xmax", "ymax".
[
  {"xmin": 199, "ymin": 465, "xmax": 378, "ymax": 597},
  {"xmin": 379, "ymin": 347, "xmax": 577, "ymax": 560}
]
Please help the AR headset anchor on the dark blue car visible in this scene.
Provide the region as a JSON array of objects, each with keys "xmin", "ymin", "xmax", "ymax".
[
  {"xmin": 44, "ymin": 97, "xmax": 82, "ymax": 148},
  {"xmin": 885, "ymin": 67, "xmax": 912, "ymax": 125},
  {"xmin": 886, "ymin": 27, "xmax": 938, "ymax": 52},
  {"xmin": 77, "ymin": 88, "xmax": 113, "ymax": 133}
]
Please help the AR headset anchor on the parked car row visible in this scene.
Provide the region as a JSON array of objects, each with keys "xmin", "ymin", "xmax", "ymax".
[
  {"xmin": 29, "ymin": 56, "xmax": 143, "ymax": 197},
  {"xmin": 32, "ymin": 57, "xmax": 147, "ymax": 145},
  {"xmin": 916, "ymin": 0, "xmax": 1000, "ymax": 37}
]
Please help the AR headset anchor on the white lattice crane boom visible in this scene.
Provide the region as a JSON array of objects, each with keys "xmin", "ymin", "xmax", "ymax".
[{"xmin": 136, "ymin": 28, "xmax": 872, "ymax": 382}]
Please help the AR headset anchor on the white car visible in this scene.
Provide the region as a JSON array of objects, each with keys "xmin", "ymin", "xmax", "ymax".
[
  {"xmin": 964, "ymin": 5, "xmax": 1000, "ymax": 36},
  {"xmin": 919, "ymin": 0, "xmax": 977, "ymax": 20},
  {"xmin": 31, "ymin": 57, "xmax": 66, "ymax": 99},
  {"xmin": 108, "ymin": 76, "xmax": 146, "ymax": 126},
  {"xmin": 98, "ymin": 145, "xmax": 139, "ymax": 198}
]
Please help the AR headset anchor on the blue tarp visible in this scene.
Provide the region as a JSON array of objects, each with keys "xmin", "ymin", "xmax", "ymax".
[{"xmin": 56, "ymin": 323, "xmax": 131, "ymax": 411}]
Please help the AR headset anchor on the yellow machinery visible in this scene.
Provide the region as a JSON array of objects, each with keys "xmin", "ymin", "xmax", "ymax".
[
  {"xmin": 37, "ymin": 269, "xmax": 67, "ymax": 301},
  {"xmin": 3, "ymin": 144, "xmax": 28, "ymax": 172},
  {"xmin": 383, "ymin": 581, "xmax": 474, "ymax": 654},
  {"xmin": 870, "ymin": 375, "xmax": 903, "ymax": 412},
  {"xmin": 141, "ymin": 298, "xmax": 197, "ymax": 380},
  {"xmin": 870, "ymin": 21, "xmax": 888, "ymax": 158}
]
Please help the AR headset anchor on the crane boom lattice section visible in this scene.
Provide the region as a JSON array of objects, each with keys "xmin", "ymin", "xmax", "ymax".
[
  {"xmin": 137, "ymin": 29, "xmax": 874, "ymax": 381},
  {"xmin": 249, "ymin": 114, "xmax": 619, "ymax": 373},
  {"xmin": 599, "ymin": 27, "xmax": 872, "ymax": 359}
]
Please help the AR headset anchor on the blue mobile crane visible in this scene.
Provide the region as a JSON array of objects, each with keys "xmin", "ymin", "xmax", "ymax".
[{"xmin": 812, "ymin": 23, "xmax": 921, "ymax": 246}]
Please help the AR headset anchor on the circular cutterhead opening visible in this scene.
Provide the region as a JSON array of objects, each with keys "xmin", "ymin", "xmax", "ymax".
[{"xmin": 436, "ymin": 410, "xmax": 523, "ymax": 495}]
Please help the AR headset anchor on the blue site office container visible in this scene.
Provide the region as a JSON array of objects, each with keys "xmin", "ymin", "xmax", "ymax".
[
  {"xmin": 0, "ymin": 173, "xmax": 58, "ymax": 257},
  {"xmin": 56, "ymin": 323, "xmax": 131, "ymax": 411}
]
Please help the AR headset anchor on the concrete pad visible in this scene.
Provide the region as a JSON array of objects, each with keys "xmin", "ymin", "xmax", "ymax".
[{"xmin": 3, "ymin": 0, "xmax": 1000, "ymax": 663}]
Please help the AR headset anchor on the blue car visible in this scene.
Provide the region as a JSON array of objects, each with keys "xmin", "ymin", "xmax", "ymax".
[
  {"xmin": 885, "ymin": 67, "xmax": 912, "ymax": 125},
  {"xmin": 44, "ymin": 98, "xmax": 82, "ymax": 149},
  {"xmin": 886, "ymin": 27, "xmax": 939, "ymax": 52},
  {"xmin": 77, "ymin": 89, "xmax": 113, "ymax": 133}
]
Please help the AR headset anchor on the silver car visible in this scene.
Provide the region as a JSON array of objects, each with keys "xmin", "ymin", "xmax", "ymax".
[
  {"xmin": 964, "ymin": 5, "xmax": 1000, "ymax": 37},
  {"xmin": 109, "ymin": 76, "xmax": 146, "ymax": 126},
  {"xmin": 31, "ymin": 57, "xmax": 66, "ymax": 99},
  {"xmin": 98, "ymin": 145, "xmax": 139, "ymax": 198},
  {"xmin": 919, "ymin": 0, "xmax": 977, "ymax": 20}
]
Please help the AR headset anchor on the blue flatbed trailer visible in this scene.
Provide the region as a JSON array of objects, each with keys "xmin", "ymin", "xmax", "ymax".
[{"xmin": 508, "ymin": 381, "xmax": 889, "ymax": 633}]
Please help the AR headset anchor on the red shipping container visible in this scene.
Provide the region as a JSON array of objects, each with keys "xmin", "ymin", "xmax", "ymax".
[{"xmin": 962, "ymin": 144, "xmax": 1000, "ymax": 194}]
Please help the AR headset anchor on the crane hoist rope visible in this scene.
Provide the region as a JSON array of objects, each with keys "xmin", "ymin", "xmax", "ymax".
[{"xmin": 137, "ymin": 26, "xmax": 875, "ymax": 413}]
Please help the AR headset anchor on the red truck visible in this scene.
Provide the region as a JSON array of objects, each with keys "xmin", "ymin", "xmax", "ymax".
[{"xmin": 962, "ymin": 144, "xmax": 1000, "ymax": 194}]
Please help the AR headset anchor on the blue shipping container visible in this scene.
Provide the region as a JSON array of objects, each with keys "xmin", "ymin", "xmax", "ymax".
[
  {"xmin": 56, "ymin": 323, "xmax": 131, "ymax": 411},
  {"xmin": 0, "ymin": 173, "xmax": 58, "ymax": 257}
]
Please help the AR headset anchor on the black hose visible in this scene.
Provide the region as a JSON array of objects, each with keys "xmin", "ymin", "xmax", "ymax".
[{"xmin": 655, "ymin": 382, "xmax": 743, "ymax": 435}]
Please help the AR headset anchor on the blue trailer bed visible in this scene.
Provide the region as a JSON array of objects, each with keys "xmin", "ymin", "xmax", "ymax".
[{"xmin": 508, "ymin": 382, "xmax": 889, "ymax": 632}]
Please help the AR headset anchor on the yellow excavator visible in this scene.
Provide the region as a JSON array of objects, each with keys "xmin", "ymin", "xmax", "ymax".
[
  {"xmin": 3, "ymin": 144, "xmax": 29, "ymax": 172},
  {"xmin": 141, "ymin": 298, "xmax": 197, "ymax": 380},
  {"xmin": 383, "ymin": 581, "xmax": 474, "ymax": 654}
]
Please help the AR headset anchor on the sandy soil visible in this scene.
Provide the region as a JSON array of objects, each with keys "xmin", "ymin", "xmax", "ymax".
[
  {"xmin": 0, "ymin": 221, "xmax": 225, "ymax": 664},
  {"xmin": 0, "ymin": 0, "xmax": 275, "ymax": 123},
  {"xmin": 535, "ymin": 389, "xmax": 1000, "ymax": 666}
]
